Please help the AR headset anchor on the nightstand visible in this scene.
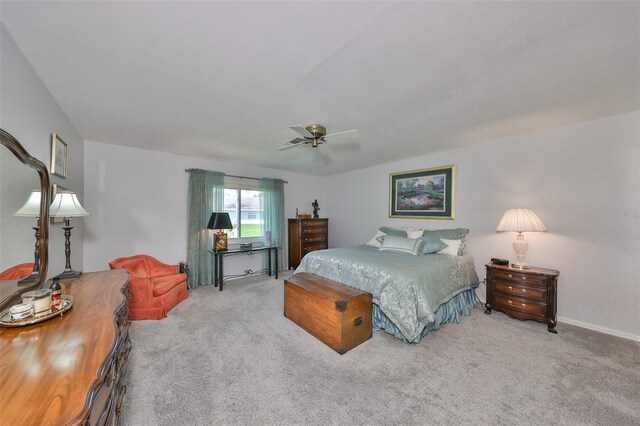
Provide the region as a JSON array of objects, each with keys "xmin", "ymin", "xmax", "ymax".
[{"xmin": 484, "ymin": 263, "xmax": 560, "ymax": 333}]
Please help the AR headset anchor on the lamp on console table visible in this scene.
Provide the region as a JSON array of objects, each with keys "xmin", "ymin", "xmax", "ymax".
[
  {"xmin": 14, "ymin": 190, "xmax": 43, "ymax": 284},
  {"xmin": 49, "ymin": 191, "xmax": 90, "ymax": 279},
  {"xmin": 207, "ymin": 212, "xmax": 233, "ymax": 251},
  {"xmin": 496, "ymin": 208, "xmax": 547, "ymax": 269}
]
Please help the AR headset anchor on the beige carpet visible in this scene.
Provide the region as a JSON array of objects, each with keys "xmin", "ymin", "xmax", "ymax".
[{"xmin": 121, "ymin": 274, "xmax": 639, "ymax": 425}]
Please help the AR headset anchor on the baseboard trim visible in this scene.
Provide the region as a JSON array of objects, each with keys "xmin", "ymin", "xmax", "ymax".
[{"xmin": 557, "ymin": 316, "xmax": 640, "ymax": 342}]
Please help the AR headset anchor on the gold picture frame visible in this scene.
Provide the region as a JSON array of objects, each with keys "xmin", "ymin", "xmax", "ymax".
[
  {"xmin": 389, "ymin": 164, "xmax": 456, "ymax": 219},
  {"xmin": 51, "ymin": 133, "xmax": 68, "ymax": 178}
]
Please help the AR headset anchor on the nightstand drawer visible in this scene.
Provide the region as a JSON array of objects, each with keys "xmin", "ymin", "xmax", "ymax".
[
  {"xmin": 494, "ymin": 281, "xmax": 546, "ymax": 301},
  {"xmin": 494, "ymin": 295, "xmax": 546, "ymax": 317},
  {"xmin": 494, "ymin": 271, "xmax": 546, "ymax": 287}
]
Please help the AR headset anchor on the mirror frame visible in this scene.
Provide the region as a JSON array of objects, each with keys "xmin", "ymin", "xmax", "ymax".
[{"xmin": 0, "ymin": 129, "xmax": 51, "ymax": 309}]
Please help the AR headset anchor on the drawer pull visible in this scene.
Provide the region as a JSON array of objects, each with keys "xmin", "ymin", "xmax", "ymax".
[
  {"xmin": 508, "ymin": 274, "xmax": 513, "ymax": 278},
  {"xmin": 507, "ymin": 286, "xmax": 526, "ymax": 293},
  {"xmin": 507, "ymin": 300, "xmax": 526, "ymax": 308}
]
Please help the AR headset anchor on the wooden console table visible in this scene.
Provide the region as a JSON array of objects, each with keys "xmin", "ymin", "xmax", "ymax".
[
  {"xmin": 210, "ymin": 245, "xmax": 279, "ymax": 291},
  {"xmin": 0, "ymin": 269, "xmax": 130, "ymax": 425}
]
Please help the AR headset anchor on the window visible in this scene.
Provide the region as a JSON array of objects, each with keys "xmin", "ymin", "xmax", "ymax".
[{"xmin": 222, "ymin": 184, "xmax": 264, "ymax": 240}]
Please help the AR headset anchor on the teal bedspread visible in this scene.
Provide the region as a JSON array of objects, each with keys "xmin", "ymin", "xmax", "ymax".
[{"xmin": 295, "ymin": 245, "xmax": 479, "ymax": 343}]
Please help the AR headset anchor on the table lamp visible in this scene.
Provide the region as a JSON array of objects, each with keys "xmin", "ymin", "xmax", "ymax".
[
  {"xmin": 49, "ymin": 190, "xmax": 90, "ymax": 278},
  {"xmin": 14, "ymin": 190, "xmax": 43, "ymax": 283},
  {"xmin": 207, "ymin": 212, "xmax": 233, "ymax": 251},
  {"xmin": 496, "ymin": 208, "xmax": 547, "ymax": 269}
]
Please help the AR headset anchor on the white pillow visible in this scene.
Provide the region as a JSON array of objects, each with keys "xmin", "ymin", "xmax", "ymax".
[
  {"xmin": 437, "ymin": 238, "xmax": 462, "ymax": 256},
  {"xmin": 378, "ymin": 235, "xmax": 422, "ymax": 256},
  {"xmin": 366, "ymin": 230, "xmax": 387, "ymax": 248},
  {"xmin": 406, "ymin": 229, "xmax": 424, "ymax": 239}
]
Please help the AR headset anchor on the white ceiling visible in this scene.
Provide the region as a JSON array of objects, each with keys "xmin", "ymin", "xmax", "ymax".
[{"xmin": 1, "ymin": 1, "xmax": 638, "ymax": 176}]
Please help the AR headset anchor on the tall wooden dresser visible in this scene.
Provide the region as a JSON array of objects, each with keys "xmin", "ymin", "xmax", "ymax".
[{"xmin": 288, "ymin": 218, "xmax": 328, "ymax": 269}]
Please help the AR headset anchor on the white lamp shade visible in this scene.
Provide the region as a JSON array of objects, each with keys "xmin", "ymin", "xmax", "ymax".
[
  {"xmin": 49, "ymin": 191, "xmax": 89, "ymax": 218},
  {"xmin": 497, "ymin": 208, "xmax": 547, "ymax": 232},
  {"xmin": 14, "ymin": 190, "xmax": 42, "ymax": 217}
]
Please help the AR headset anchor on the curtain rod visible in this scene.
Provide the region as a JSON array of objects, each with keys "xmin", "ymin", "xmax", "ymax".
[{"xmin": 185, "ymin": 168, "xmax": 288, "ymax": 184}]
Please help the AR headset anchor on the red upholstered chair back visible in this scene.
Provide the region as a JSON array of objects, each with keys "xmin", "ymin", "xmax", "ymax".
[
  {"xmin": 109, "ymin": 255, "xmax": 151, "ymax": 277},
  {"xmin": 108, "ymin": 254, "xmax": 178, "ymax": 278},
  {"xmin": 0, "ymin": 263, "xmax": 34, "ymax": 280}
]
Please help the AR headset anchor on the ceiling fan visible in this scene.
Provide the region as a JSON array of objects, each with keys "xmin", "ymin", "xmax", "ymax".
[{"xmin": 278, "ymin": 123, "xmax": 359, "ymax": 151}]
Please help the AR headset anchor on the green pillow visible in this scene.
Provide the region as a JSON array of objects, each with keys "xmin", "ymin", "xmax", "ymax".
[
  {"xmin": 378, "ymin": 235, "xmax": 423, "ymax": 256},
  {"xmin": 423, "ymin": 228, "xmax": 469, "ymax": 240},
  {"xmin": 378, "ymin": 226, "xmax": 407, "ymax": 237},
  {"xmin": 423, "ymin": 228, "xmax": 469, "ymax": 255},
  {"xmin": 417, "ymin": 233, "xmax": 447, "ymax": 254}
]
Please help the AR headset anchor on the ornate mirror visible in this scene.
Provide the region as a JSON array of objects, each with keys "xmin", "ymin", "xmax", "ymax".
[{"xmin": 0, "ymin": 129, "xmax": 50, "ymax": 310}]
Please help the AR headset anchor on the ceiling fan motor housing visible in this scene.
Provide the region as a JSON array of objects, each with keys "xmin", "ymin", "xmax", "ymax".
[{"xmin": 305, "ymin": 123, "xmax": 327, "ymax": 138}]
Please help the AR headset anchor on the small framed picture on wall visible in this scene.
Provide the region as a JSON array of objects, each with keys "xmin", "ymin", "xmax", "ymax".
[{"xmin": 51, "ymin": 132, "xmax": 68, "ymax": 178}]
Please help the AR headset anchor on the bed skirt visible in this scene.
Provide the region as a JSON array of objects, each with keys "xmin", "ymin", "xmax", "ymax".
[{"xmin": 373, "ymin": 288, "xmax": 477, "ymax": 344}]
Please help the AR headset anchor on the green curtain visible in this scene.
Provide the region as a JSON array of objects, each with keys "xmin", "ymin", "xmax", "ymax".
[
  {"xmin": 187, "ymin": 169, "xmax": 224, "ymax": 288},
  {"xmin": 260, "ymin": 178, "xmax": 286, "ymax": 271}
]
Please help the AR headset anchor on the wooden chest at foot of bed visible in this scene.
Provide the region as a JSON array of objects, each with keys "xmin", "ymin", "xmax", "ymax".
[{"xmin": 284, "ymin": 272, "xmax": 372, "ymax": 354}]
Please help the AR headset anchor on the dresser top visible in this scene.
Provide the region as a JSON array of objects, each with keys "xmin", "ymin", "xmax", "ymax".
[
  {"xmin": 0, "ymin": 269, "xmax": 129, "ymax": 424},
  {"xmin": 486, "ymin": 263, "xmax": 559, "ymax": 277}
]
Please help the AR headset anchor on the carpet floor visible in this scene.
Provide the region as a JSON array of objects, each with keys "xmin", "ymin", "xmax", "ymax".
[{"xmin": 121, "ymin": 274, "xmax": 639, "ymax": 426}]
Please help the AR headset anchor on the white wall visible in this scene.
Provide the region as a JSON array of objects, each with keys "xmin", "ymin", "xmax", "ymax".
[
  {"xmin": 0, "ymin": 24, "xmax": 85, "ymax": 277},
  {"xmin": 324, "ymin": 111, "xmax": 640, "ymax": 340},
  {"xmin": 83, "ymin": 140, "xmax": 325, "ymax": 275}
]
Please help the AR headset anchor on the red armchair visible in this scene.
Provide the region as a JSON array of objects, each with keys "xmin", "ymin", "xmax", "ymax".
[
  {"xmin": 109, "ymin": 254, "xmax": 188, "ymax": 320},
  {"xmin": 0, "ymin": 263, "xmax": 35, "ymax": 280}
]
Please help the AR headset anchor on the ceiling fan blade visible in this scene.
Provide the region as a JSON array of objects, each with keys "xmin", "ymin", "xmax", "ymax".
[
  {"xmin": 289, "ymin": 125, "xmax": 314, "ymax": 138},
  {"xmin": 278, "ymin": 142, "xmax": 307, "ymax": 151},
  {"xmin": 287, "ymin": 137, "xmax": 306, "ymax": 145},
  {"xmin": 324, "ymin": 129, "xmax": 359, "ymax": 139}
]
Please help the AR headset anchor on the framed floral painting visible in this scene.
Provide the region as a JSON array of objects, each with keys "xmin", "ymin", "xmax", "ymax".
[{"xmin": 389, "ymin": 164, "xmax": 455, "ymax": 219}]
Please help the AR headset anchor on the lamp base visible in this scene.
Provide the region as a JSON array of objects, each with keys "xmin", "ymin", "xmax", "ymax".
[
  {"xmin": 512, "ymin": 232, "xmax": 531, "ymax": 270},
  {"xmin": 19, "ymin": 223, "xmax": 41, "ymax": 284},
  {"xmin": 18, "ymin": 271, "xmax": 40, "ymax": 284},
  {"xmin": 511, "ymin": 262, "xmax": 532, "ymax": 270},
  {"xmin": 215, "ymin": 232, "xmax": 228, "ymax": 251},
  {"xmin": 54, "ymin": 269, "xmax": 83, "ymax": 280}
]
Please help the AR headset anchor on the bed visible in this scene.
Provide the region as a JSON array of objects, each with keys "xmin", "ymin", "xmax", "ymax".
[{"xmin": 295, "ymin": 242, "xmax": 479, "ymax": 343}]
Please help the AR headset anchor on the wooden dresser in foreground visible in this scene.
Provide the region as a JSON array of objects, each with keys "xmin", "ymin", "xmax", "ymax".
[
  {"xmin": 288, "ymin": 218, "xmax": 328, "ymax": 269},
  {"xmin": 0, "ymin": 269, "xmax": 131, "ymax": 425},
  {"xmin": 484, "ymin": 263, "xmax": 559, "ymax": 333}
]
